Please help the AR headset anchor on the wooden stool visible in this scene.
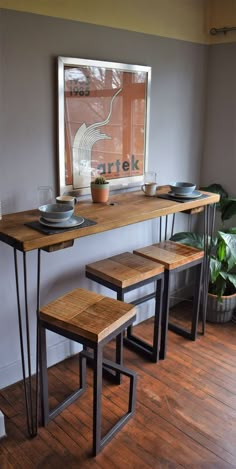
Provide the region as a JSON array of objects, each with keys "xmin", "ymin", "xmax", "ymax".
[
  {"xmin": 86, "ymin": 252, "xmax": 164, "ymax": 363},
  {"xmin": 39, "ymin": 288, "xmax": 137, "ymax": 456},
  {"xmin": 134, "ymin": 241, "xmax": 204, "ymax": 359}
]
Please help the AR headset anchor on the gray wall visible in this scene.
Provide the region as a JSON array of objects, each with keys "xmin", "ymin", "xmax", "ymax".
[
  {"xmin": 0, "ymin": 9, "xmax": 207, "ymax": 388},
  {"xmin": 201, "ymin": 42, "xmax": 236, "ymax": 197}
]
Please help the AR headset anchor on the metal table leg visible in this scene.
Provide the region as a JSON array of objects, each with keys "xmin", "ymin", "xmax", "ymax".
[
  {"xmin": 202, "ymin": 204, "xmax": 216, "ymax": 334},
  {"xmin": 13, "ymin": 248, "xmax": 41, "ymax": 437}
]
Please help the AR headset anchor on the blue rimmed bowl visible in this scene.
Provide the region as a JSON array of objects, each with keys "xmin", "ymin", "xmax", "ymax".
[
  {"xmin": 170, "ymin": 182, "xmax": 196, "ymax": 195},
  {"xmin": 38, "ymin": 204, "xmax": 74, "ymax": 223}
]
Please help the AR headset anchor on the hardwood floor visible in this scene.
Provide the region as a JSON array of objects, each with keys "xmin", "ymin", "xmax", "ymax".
[{"xmin": 0, "ymin": 305, "xmax": 236, "ymax": 468}]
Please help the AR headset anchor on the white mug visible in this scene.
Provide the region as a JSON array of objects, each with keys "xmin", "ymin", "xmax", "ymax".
[
  {"xmin": 56, "ymin": 195, "xmax": 77, "ymax": 207},
  {"xmin": 141, "ymin": 182, "xmax": 157, "ymax": 197}
]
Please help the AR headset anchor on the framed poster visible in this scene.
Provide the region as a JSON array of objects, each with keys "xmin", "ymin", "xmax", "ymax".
[{"xmin": 58, "ymin": 56, "xmax": 151, "ymax": 195}]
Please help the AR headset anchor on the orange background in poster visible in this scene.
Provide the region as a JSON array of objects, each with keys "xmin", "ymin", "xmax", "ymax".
[{"xmin": 64, "ymin": 66, "xmax": 147, "ymax": 186}]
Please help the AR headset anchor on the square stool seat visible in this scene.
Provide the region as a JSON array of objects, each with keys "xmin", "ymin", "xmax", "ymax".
[
  {"xmin": 134, "ymin": 241, "xmax": 204, "ymax": 270},
  {"xmin": 40, "ymin": 287, "xmax": 136, "ymax": 342},
  {"xmin": 39, "ymin": 288, "xmax": 137, "ymax": 456},
  {"xmin": 134, "ymin": 241, "xmax": 204, "ymax": 359},
  {"xmin": 86, "ymin": 251, "xmax": 164, "ymax": 288},
  {"xmin": 86, "ymin": 252, "xmax": 165, "ymax": 363}
]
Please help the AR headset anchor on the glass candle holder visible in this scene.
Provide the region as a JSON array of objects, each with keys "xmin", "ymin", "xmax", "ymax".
[
  {"xmin": 38, "ymin": 186, "xmax": 53, "ymax": 206},
  {"xmin": 144, "ymin": 172, "xmax": 157, "ymax": 184}
]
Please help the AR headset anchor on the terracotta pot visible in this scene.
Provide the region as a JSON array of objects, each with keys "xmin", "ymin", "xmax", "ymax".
[
  {"xmin": 207, "ymin": 292, "xmax": 236, "ymax": 323},
  {"xmin": 91, "ymin": 183, "xmax": 109, "ymax": 203}
]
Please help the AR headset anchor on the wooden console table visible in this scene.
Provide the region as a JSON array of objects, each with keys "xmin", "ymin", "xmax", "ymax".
[{"xmin": 0, "ymin": 188, "xmax": 219, "ymax": 437}]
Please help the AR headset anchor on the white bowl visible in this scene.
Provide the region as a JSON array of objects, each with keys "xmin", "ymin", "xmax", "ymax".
[
  {"xmin": 170, "ymin": 182, "xmax": 196, "ymax": 195},
  {"xmin": 38, "ymin": 204, "xmax": 74, "ymax": 223}
]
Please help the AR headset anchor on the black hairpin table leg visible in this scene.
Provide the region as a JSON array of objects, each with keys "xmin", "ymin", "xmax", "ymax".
[
  {"xmin": 13, "ymin": 248, "xmax": 41, "ymax": 437},
  {"xmin": 202, "ymin": 204, "xmax": 216, "ymax": 334}
]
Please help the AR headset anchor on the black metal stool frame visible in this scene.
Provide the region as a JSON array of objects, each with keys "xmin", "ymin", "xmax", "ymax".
[
  {"xmin": 86, "ymin": 272, "xmax": 164, "ymax": 363},
  {"xmin": 39, "ymin": 316, "xmax": 136, "ymax": 456},
  {"xmin": 159, "ymin": 205, "xmax": 216, "ymax": 338},
  {"xmin": 160, "ymin": 257, "xmax": 203, "ymax": 360}
]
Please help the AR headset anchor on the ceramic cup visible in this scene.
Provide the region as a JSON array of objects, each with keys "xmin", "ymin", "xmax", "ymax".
[
  {"xmin": 56, "ymin": 195, "xmax": 77, "ymax": 207},
  {"xmin": 141, "ymin": 182, "xmax": 157, "ymax": 197}
]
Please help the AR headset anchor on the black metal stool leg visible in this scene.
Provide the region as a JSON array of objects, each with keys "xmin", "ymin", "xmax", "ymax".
[
  {"xmin": 93, "ymin": 345, "xmax": 103, "ymax": 456},
  {"xmin": 112, "ymin": 291, "xmax": 125, "ymax": 384},
  {"xmin": 91, "ymin": 352, "xmax": 137, "ymax": 456},
  {"xmin": 124, "ymin": 276, "xmax": 164, "ymax": 362},
  {"xmin": 167, "ymin": 261, "xmax": 204, "ymax": 341},
  {"xmin": 159, "ymin": 270, "xmax": 170, "ymax": 360},
  {"xmin": 114, "ymin": 332, "xmax": 123, "ymax": 384},
  {"xmin": 39, "ymin": 324, "xmax": 87, "ymax": 426},
  {"xmin": 39, "ymin": 329, "xmax": 136, "ymax": 457},
  {"xmin": 190, "ymin": 262, "xmax": 203, "ymax": 340},
  {"xmin": 152, "ymin": 277, "xmax": 163, "ymax": 360},
  {"xmin": 86, "ymin": 268, "xmax": 164, "ymax": 364},
  {"xmin": 39, "ymin": 325, "xmax": 49, "ymax": 426}
]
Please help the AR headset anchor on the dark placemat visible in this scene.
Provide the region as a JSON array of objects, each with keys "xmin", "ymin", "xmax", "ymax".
[
  {"xmin": 157, "ymin": 193, "xmax": 210, "ymax": 203},
  {"xmin": 25, "ymin": 217, "xmax": 97, "ymax": 235}
]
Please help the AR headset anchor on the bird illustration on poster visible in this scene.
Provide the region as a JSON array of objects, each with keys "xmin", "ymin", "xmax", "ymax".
[{"xmin": 72, "ymin": 88, "xmax": 122, "ymax": 189}]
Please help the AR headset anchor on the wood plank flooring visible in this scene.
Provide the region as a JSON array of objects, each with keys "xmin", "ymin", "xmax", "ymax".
[{"xmin": 0, "ymin": 304, "xmax": 236, "ymax": 468}]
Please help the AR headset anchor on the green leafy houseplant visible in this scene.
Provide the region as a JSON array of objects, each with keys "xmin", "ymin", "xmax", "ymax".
[
  {"xmin": 90, "ymin": 176, "xmax": 109, "ymax": 203},
  {"xmin": 171, "ymin": 184, "xmax": 236, "ymax": 322}
]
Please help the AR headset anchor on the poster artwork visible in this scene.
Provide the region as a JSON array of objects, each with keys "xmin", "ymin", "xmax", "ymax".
[
  {"xmin": 64, "ymin": 65, "xmax": 148, "ymax": 189},
  {"xmin": 58, "ymin": 58, "xmax": 151, "ymax": 195}
]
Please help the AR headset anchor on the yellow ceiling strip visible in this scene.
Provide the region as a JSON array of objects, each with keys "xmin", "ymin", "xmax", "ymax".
[
  {"xmin": 2, "ymin": 0, "xmax": 236, "ymax": 44},
  {"xmin": 0, "ymin": 0, "xmax": 207, "ymax": 44}
]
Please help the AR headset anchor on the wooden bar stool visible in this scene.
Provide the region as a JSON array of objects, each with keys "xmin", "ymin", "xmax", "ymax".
[
  {"xmin": 39, "ymin": 287, "xmax": 137, "ymax": 456},
  {"xmin": 86, "ymin": 252, "xmax": 164, "ymax": 363},
  {"xmin": 134, "ymin": 241, "xmax": 204, "ymax": 359}
]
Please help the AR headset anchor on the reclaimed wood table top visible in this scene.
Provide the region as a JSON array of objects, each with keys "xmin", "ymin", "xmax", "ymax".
[{"xmin": 0, "ymin": 188, "xmax": 220, "ymax": 252}]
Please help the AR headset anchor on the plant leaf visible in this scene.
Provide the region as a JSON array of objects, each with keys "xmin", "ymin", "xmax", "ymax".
[
  {"xmin": 209, "ymin": 258, "xmax": 222, "ymax": 283},
  {"xmin": 170, "ymin": 232, "xmax": 204, "ymax": 249},
  {"xmin": 200, "ymin": 183, "xmax": 228, "ymax": 198},
  {"xmin": 218, "ymin": 231, "xmax": 236, "ymax": 260},
  {"xmin": 200, "ymin": 183, "xmax": 228, "ymax": 210},
  {"xmin": 217, "ymin": 239, "xmax": 226, "ymax": 262},
  {"xmin": 228, "ymin": 227, "xmax": 236, "ymax": 234},
  {"xmin": 220, "ymin": 198, "xmax": 236, "ymax": 222},
  {"xmin": 221, "ymin": 272, "xmax": 236, "ymax": 289}
]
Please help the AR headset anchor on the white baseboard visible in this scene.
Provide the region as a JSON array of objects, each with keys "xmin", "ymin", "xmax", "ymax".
[{"xmin": 0, "ymin": 411, "xmax": 6, "ymax": 439}]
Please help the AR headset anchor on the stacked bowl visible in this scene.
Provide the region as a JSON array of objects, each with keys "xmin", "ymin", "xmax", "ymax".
[
  {"xmin": 38, "ymin": 204, "xmax": 74, "ymax": 223},
  {"xmin": 169, "ymin": 182, "xmax": 196, "ymax": 196}
]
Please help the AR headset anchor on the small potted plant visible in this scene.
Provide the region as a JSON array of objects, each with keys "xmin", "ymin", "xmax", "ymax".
[
  {"xmin": 171, "ymin": 183, "xmax": 236, "ymax": 323},
  {"xmin": 91, "ymin": 176, "xmax": 109, "ymax": 203}
]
